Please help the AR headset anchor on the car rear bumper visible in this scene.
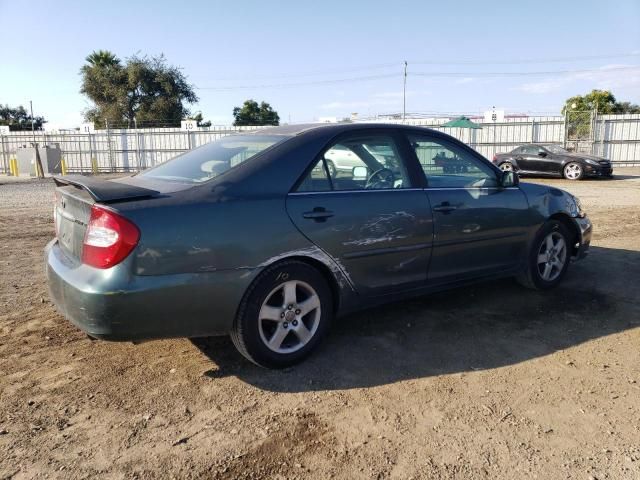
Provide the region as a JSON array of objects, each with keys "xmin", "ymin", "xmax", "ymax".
[{"xmin": 45, "ymin": 239, "xmax": 257, "ymax": 341}]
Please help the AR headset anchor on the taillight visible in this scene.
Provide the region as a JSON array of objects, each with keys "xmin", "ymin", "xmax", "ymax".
[
  {"xmin": 492, "ymin": 154, "xmax": 497, "ymax": 163},
  {"xmin": 82, "ymin": 205, "xmax": 140, "ymax": 269}
]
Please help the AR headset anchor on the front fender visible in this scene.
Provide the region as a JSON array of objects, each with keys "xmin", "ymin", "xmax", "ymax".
[{"xmin": 518, "ymin": 183, "xmax": 592, "ymax": 257}]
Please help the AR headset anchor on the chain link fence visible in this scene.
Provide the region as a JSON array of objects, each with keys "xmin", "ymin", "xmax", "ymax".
[{"xmin": 1, "ymin": 114, "xmax": 639, "ymax": 175}]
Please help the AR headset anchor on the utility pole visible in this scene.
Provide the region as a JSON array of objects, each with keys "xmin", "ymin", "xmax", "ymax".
[
  {"xmin": 30, "ymin": 100, "xmax": 44, "ymax": 178},
  {"xmin": 402, "ymin": 61, "xmax": 408, "ymax": 122}
]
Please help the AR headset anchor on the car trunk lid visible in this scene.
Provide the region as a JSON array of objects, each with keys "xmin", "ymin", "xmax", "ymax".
[{"xmin": 53, "ymin": 175, "xmax": 162, "ymax": 262}]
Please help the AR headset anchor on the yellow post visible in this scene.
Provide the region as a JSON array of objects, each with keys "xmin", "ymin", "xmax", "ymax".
[
  {"xmin": 61, "ymin": 158, "xmax": 68, "ymax": 175},
  {"xmin": 10, "ymin": 157, "xmax": 18, "ymax": 176},
  {"xmin": 34, "ymin": 160, "xmax": 42, "ymax": 177},
  {"xmin": 91, "ymin": 158, "xmax": 98, "ymax": 174}
]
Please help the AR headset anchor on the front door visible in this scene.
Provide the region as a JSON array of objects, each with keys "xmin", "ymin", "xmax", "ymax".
[
  {"xmin": 518, "ymin": 145, "xmax": 542, "ymax": 171},
  {"xmin": 287, "ymin": 132, "xmax": 433, "ymax": 296},
  {"xmin": 406, "ymin": 133, "xmax": 531, "ymax": 284}
]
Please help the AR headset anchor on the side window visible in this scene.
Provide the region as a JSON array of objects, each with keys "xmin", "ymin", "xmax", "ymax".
[
  {"xmin": 512, "ymin": 146, "xmax": 524, "ymax": 154},
  {"xmin": 408, "ymin": 135, "xmax": 498, "ymax": 188},
  {"xmin": 521, "ymin": 145, "xmax": 538, "ymax": 155},
  {"xmin": 296, "ymin": 158, "xmax": 332, "ymax": 192},
  {"xmin": 296, "ymin": 134, "xmax": 412, "ymax": 192}
]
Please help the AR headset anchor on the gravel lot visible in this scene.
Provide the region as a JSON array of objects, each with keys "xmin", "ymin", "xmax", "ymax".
[{"xmin": 1, "ymin": 170, "xmax": 639, "ymax": 479}]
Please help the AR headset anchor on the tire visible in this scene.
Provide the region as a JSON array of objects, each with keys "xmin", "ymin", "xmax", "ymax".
[
  {"xmin": 516, "ymin": 220, "xmax": 572, "ymax": 290},
  {"xmin": 499, "ymin": 161, "xmax": 514, "ymax": 173},
  {"xmin": 326, "ymin": 160, "xmax": 337, "ymax": 178},
  {"xmin": 563, "ymin": 162, "xmax": 583, "ymax": 180},
  {"xmin": 230, "ymin": 260, "xmax": 333, "ymax": 368}
]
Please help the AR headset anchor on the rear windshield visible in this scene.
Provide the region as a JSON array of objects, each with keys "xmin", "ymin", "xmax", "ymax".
[{"xmin": 139, "ymin": 135, "xmax": 288, "ymax": 183}]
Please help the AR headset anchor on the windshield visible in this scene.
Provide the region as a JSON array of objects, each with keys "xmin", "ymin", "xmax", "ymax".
[
  {"xmin": 139, "ymin": 135, "xmax": 288, "ymax": 183},
  {"xmin": 545, "ymin": 145, "xmax": 568, "ymax": 154}
]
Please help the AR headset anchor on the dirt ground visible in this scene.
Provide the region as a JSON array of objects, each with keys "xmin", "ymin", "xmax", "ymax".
[{"xmin": 1, "ymin": 169, "xmax": 639, "ymax": 480}]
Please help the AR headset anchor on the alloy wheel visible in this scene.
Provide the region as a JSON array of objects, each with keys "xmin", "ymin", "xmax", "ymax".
[
  {"xmin": 564, "ymin": 163, "xmax": 582, "ymax": 180},
  {"xmin": 258, "ymin": 280, "xmax": 321, "ymax": 354},
  {"xmin": 536, "ymin": 232, "xmax": 567, "ymax": 282},
  {"xmin": 499, "ymin": 162, "xmax": 513, "ymax": 172}
]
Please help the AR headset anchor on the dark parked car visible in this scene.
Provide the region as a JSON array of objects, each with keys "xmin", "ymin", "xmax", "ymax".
[
  {"xmin": 46, "ymin": 124, "xmax": 592, "ymax": 368},
  {"xmin": 492, "ymin": 144, "xmax": 613, "ymax": 180}
]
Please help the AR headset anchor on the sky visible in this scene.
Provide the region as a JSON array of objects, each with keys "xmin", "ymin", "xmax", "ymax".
[{"xmin": 1, "ymin": 0, "xmax": 639, "ymax": 128}]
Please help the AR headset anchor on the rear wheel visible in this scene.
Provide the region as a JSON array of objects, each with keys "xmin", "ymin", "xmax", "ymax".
[
  {"xmin": 231, "ymin": 260, "xmax": 333, "ymax": 368},
  {"xmin": 517, "ymin": 220, "xmax": 571, "ymax": 290},
  {"xmin": 563, "ymin": 162, "xmax": 583, "ymax": 180}
]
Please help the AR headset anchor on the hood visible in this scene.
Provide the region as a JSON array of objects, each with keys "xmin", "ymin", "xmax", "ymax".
[{"xmin": 564, "ymin": 152, "xmax": 607, "ymax": 162}]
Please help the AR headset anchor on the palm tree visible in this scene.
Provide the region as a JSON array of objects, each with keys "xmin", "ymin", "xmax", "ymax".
[{"xmin": 84, "ymin": 50, "xmax": 120, "ymax": 68}]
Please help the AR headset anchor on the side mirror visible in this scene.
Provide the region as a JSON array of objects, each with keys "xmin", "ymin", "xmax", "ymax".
[
  {"xmin": 538, "ymin": 151, "xmax": 547, "ymax": 157},
  {"xmin": 500, "ymin": 170, "xmax": 519, "ymax": 187},
  {"xmin": 352, "ymin": 166, "xmax": 368, "ymax": 179}
]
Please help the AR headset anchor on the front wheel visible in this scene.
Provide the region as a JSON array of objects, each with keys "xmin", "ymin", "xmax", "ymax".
[
  {"xmin": 231, "ymin": 260, "xmax": 333, "ymax": 368},
  {"xmin": 517, "ymin": 220, "xmax": 572, "ymax": 290},
  {"xmin": 326, "ymin": 160, "xmax": 337, "ymax": 178},
  {"xmin": 563, "ymin": 162, "xmax": 583, "ymax": 180}
]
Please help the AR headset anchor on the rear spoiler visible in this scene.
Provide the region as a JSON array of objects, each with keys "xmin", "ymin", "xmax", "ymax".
[{"xmin": 53, "ymin": 175, "xmax": 160, "ymax": 203}]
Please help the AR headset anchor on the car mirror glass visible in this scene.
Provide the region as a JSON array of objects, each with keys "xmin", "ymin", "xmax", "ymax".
[
  {"xmin": 353, "ymin": 166, "xmax": 368, "ymax": 179},
  {"xmin": 501, "ymin": 170, "xmax": 518, "ymax": 187}
]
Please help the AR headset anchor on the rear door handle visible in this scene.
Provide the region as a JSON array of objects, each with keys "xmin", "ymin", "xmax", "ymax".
[
  {"xmin": 433, "ymin": 202, "xmax": 458, "ymax": 213},
  {"xmin": 303, "ymin": 207, "xmax": 334, "ymax": 222}
]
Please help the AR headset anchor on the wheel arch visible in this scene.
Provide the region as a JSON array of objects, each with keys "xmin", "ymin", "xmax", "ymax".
[
  {"xmin": 247, "ymin": 254, "xmax": 349, "ymax": 316},
  {"xmin": 549, "ymin": 213, "xmax": 580, "ymax": 256}
]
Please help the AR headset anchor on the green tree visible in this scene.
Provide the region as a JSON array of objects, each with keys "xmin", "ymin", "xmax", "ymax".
[
  {"xmin": 232, "ymin": 100, "xmax": 280, "ymax": 126},
  {"xmin": 612, "ymin": 101, "xmax": 640, "ymax": 114},
  {"xmin": 80, "ymin": 50, "xmax": 198, "ymax": 127},
  {"xmin": 188, "ymin": 111, "xmax": 212, "ymax": 127},
  {"xmin": 562, "ymin": 89, "xmax": 640, "ymax": 114},
  {"xmin": 562, "ymin": 89, "xmax": 640, "ymax": 140},
  {"xmin": 0, "ymin": 104, "xmax": 46, "ymax": 131}
]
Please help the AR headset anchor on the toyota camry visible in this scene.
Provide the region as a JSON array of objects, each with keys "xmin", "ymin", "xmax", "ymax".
[{"xmin": 46, "ymin": 124, "xmax": 592, "ymax": 368}]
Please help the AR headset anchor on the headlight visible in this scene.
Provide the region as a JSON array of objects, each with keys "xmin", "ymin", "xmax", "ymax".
[
  {"xmin": 567, "ymin": 195, "xmax": 585, "ymax": 218},
  {"xmin": 584, "ymin": 158, "xmax": 599, "ymax": 165}
]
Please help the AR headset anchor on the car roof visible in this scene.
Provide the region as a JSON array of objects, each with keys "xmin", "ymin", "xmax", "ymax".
[{"xmin": 251, "ymin": 122, "xmax": 439, "ymax": 137}]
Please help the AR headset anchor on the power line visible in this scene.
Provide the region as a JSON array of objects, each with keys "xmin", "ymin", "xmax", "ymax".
[
  {"xmin": 195, "ymin": 62, "xmax": 399, "ymax": 82},
  {"xmin": 409, "ymin": 52, "xmax": 640, "ymax": 65},
  {"xmin": 196, "ymin": 66, "xmax": 639, "ymax": 91},
  {"xmin": 411, "ymin": 66, "xmax": 639, "ymax": 77},
  {"xmin": 195, "ymin": 52, "xmax": 640, "ymax": 83},
  {"xmin": 196, "ymin": 73, "xmax": 399, "ymax": 91}
]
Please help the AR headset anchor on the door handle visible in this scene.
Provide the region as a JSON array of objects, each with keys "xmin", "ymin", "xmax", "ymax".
[
  {"xmin": 303, "ymin": 207, "xmax": 334, "ymax": 222},
  {"xmin": 433, "ymin": 202, "xmax": 458, "ymax": 213}
]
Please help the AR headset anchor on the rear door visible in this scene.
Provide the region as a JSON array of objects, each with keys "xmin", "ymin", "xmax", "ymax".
[
  {"xmin": 405, "ymin": 133, "xmax": 531, "ymax": 284},
  {"xmin": 286, "ymin": 131, "xmax": 434, "ymax": 296}
]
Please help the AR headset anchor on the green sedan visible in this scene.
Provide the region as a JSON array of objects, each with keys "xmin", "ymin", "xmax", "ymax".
[{"xmin": 46, "ymin": 123, "xmax": 591, "ymax": 368}]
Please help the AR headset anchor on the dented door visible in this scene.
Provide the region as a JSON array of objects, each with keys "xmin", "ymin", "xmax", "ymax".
[{"xmin": 286, "ymin": 190, "xmax": 434, "ymax": 296}]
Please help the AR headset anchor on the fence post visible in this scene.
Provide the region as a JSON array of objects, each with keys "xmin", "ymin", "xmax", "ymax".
[
  {"xmin": 106, "ymin": 119, "xmax": 114, "ymax": 173},
  {"xmin": 134, "ymin": 117, "xmax": 141, "ymax": 171},
  {"xmin": 1, "ymin": 134, "xmax": 7, "ymax": 174},
  {"xmin": 562, "ymin": 110, "xmax": 568, "ymax": 148},
  {"xmin": 531, "ymin": 118, "xmax": 535, "ymax": 143},
  {"xmin": 600, "ymin": 116, "xmax": 605, "ymax": 158},
  {"xmin": 590, "ymin": 108, "xmax": 596, "ymax": 155}
]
